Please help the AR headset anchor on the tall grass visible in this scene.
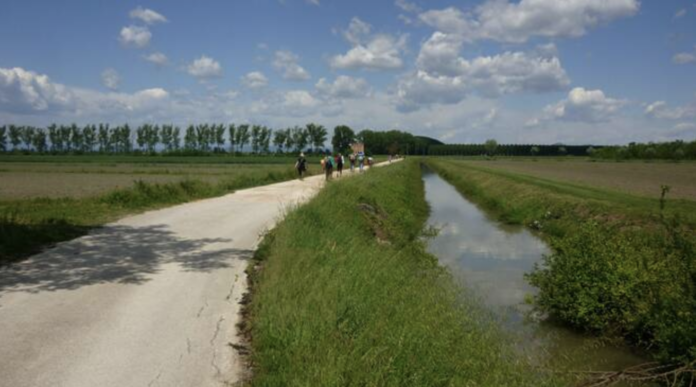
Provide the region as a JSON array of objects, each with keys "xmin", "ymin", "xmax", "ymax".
[
  {"xmin": 0, "ymin": 168, "xmax": 302, "ymax": 264},
  {"xmin": 244, "ymin": 161, "xmax": 556, "ymax": 386},
  {"xmin": 426, "ymin": 159, "xmax": 696, "ymax": 365}
]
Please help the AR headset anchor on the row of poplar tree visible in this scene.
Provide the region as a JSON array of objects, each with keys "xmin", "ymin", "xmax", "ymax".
[{"xmin": 0, "ymin": 123, "xmax": 332, "ymax": 154}]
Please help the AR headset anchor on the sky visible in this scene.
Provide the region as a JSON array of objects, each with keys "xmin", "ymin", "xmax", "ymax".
[{"xmin": 1, "ymin": 0, "xmax": 695, "ymax": 145}]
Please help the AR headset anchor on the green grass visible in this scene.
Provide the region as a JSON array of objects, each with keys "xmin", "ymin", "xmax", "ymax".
[
  {"xmin": 243, "ymin": 160, "xmax": 558, "ymax": 386},
  {"xmin": 425, "ymin": 158, "xmax": 696, "ymax": 365},
  {"xmin": 0, "ymin": 154, "xmax": 321, "ymax": 165},
  {"xmin": 0, "ymin": 168, "xmax": 307, "ymax": 264}
]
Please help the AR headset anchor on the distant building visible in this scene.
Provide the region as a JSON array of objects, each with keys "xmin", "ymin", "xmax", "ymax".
[{"xmin": 351, "ymin": 142, "xmax": 365, "ymax": 154}]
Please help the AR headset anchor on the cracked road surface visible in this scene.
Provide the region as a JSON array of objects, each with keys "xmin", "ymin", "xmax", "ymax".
[{"xmin": 0, "ymin": 174, "xmax": 325, "ymax": 387}]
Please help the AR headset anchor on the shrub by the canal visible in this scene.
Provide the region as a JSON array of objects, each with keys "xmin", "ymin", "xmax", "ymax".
[{"xmin": 244, "ymin": 161, "xmax": 557, "ymax": 386}]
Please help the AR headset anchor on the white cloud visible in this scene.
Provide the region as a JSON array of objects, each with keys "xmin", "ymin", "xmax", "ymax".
[
  {"xmin": 0, "ymin": 66, "xmax": 170, "ymax": 120},
  {"xmin": 129, "ymin": 7, "xmax": 168, "ymax": 24},
  {"xmin": 144, "ymin": 52, "xmax": 169, "ymax": 66},
  {"xmin": 674, "ymin": 9, "xmax": 687, "ymax": 19},
  {"xmin": 645, "ymin": 100, "xmax": 696, "ymax": 120},
  {"xmin": 396, "ymin": 32, "xmax": 569, "ymax": 110},
  {"xmin": 0, "ymin": 67, "xmax": 74, "ymax": 113},
  {"xmin": 101, "ymin": 68, "xmax": 120, "ymax": 90},
  {"xmin": 242, "ymin": 71, "xmax": 269, "ymax": 89},
  {"xmin": 187, "ymin": 56, "xmax": 223, "ymax": 80},
  {"xmin": 395, "ymin": 0, "xmax": 421, "ymax": 13},
  {"xmin": 331, "ymin": 18, "xmax": 408, "ymax": 70},
  {"xmin": 306, "ymin": 0, "xmax": 320, "ymax": 5},
  {"xmin": 315, "ymin": 76, "xmax": 371, "ymax": 99},
  {"xmin": 673, "ymin": 52, "xmax": 696, "ymax": 65},
  {"xmin": 419, "ymin": 0, "xmax": 640, "ymax": 44},
  {"xmin": 119, "ymin": 25, "xmax": 152, "ymax": 48},
  {"xmin": 537, "ymin": 87, "xmax": 626, "ymax": 123},
  {"xmin": 273, "ymin": 51, "xmax": 311, "ymax": 81},
  {"xmin": 283, "ymin": 90, "xmax": 320, "ymax": 110}
]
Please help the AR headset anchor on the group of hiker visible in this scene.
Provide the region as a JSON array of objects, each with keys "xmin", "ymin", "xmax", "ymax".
[{"xmin": 295, "ymin": 152, "xmax": 374, "ymax": 180}]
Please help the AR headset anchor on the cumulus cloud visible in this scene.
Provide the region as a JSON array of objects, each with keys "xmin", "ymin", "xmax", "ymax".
[
  {"xmin": 395, "ymin": 0, "xmax": 421, "ymax": 13},
  {"xmin": 532, "ymin": 87, "xmax": 626, "ymax": 124},
  {"xmin": 144, "ymin": 52, "xmax": 169, "ymax": 66},
  {"xmin": 674, "ymin": 9, "xmax": 687, "ymax": 19},
  {"xmin": 0, "ymin": 67, "xmax": 74, "ymax": 113},
  {"xmin": 645, "ymin": 100, "xmax": 696, "ymax": 120},
  {"xmin": 419, "ymin": 0, "xmax": 640, "ymax": 44},
  {"xmin": 242, "ymin": 71, "xmax": 269, "ymax": 89},
  {"xmin": 315, "ymin": 76, "xmax": 371, "ymax": 99},
  {"xmin": 331, "ymin": 18, "xmax": 408, "ymax": 70},
  {"xmin": 101, "ymin": 68, "xmax": 120, "ymax": 90},
  {"xmin": 396, "ymin": 32, "xmax": 569, "ymax": 111},
  {"xmin": 673, "ymin": 52, "xmax": 696, "ymax": 65},
  {"xmin": 119, "ymin": 25, "xmax": 152, "ymax": 48},
  {"xmin": 129, "ymin": 7, "xmax": 168, "ymax": 24},
  {"xmin": 187, "ymin": 56, "xmax": 223, "ymax": 80},
  {"xmin": 0, "ymin": 66, "xmax": 170, "ymax": 119},
  {"xmin": 273, "ymin": 51, "xmax": 311, "ymax": 81}
]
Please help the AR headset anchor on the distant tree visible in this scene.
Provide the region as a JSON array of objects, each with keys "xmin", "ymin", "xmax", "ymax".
[
  {"xmin": 291, "ymin": 126, "xmax": 309, "ymax": 153},
  {"xmin": 8, "ymin": 126, "xmax": 22, "ymax": 151},
  {"xmin": 70, "ymin": 124, "xmax": 83, "ymax": 152},
  {"xmin": 228, "ymin": 124, "xmax": 237, "ymax": 152},
  {"xmin": 47, "ymin": 124, "xmax": 61, "ymax": 152},
  {"xmin": 214, "ymin": 124, "xmax": 226, "ymax": 152},
  {"xmin": 98, "ymin": 124, "xmax": 111, "ymax": 153},
  {"xmin": 160, "ymin": 125, "xmax": 173, "ymax": 152},
  {"xmin": 644, "ymin": 147, "xmax": 656, "ymax": 159},
  {"xmin": 558, "ymin": 146, "xmax": 567, "ymax": 156},
  {"xmin": 0, "ymin": 126, "xmax": 6, "ymax": 152},
  {"xmin": 484, "ymin": 139, "xmax": 498, "ymax": 156},
  {"xmin": 306, "ymin": 123, "xmax": 328, "ymax": 152},
  {"xmin": 251, "ymin": 125, "xmax": 262, "ymax": 153},
  {"xmin": 260, "ymin": 127, "xmax": 272, "ymax": 154},
  {"xmin": 284, "ymin": 128, "xmax": 295, "ymax": 153},
  {"xmin": 20, "ymin": 126, "xmax": 35, "ymax": 151},
  {"xmin": 273, "ymin": 128, "xmax": 287, "ymax": 153},
  {"xmin": 32, "ymin": 128, "xmax": 48, "ymax": 153},
  {"xmin": 530, "ymin": 146, "xmax": 540, "ymax": 156},
  {"xmin": 332, "ymin": 125, "xmax": 355, "ymax": 152},
  {"xmin": 195, "ymin": 124, "xmax": 211, "ymax": 151},
  {"xmin": 172, "ymin": 126, "xmax": 181, "ymax": 150},
  {"xmin": 675, "ymin": 148, "xmax": 686, "ymax": 160},
  {"xmin": 59, "ymin": 125, "xmax": 72, "ymax": 151},
  {"xmin": 184, "ymin": 125, "xmax": 197, "ymax": 150},
  {"xmin": 136, "ymin": 125, "xmax": 148, "ymax": 151},
  {"xmin": 83, "ymin": 125, "xmax": 97, "ymax": 152},
  {"xmin": 236, "ymin": 124, "xmax": 251, "ymax": 152},
  {"xmin": 586, "ymin": 146, "xmax": 595, "ymax": 157}
]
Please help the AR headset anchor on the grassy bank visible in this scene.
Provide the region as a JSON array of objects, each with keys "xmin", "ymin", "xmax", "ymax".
[
  {"xmin": 425, "ymin": 159, "xmax": 696, "ymax": 365},
  {"xmin": 0, "ymin": 167, "xmax": 306, "ymax": 264},
  {"xmin": 243, "ymin": 160, "xmax": 555, "ymax": 386}
]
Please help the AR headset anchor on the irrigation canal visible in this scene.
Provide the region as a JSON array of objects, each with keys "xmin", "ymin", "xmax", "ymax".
[{"xmin": 421, "ymin": 166, "xmax": 649, "ymax": 376}]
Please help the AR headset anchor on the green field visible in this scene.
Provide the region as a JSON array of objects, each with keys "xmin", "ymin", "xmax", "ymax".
[
  {"xmin": 425, "ymin": 158, "xmax": 696, "ymax": 368},
  {"xmin": 0, "ymin": 156, "xmax": 322, "ymax": 264}
]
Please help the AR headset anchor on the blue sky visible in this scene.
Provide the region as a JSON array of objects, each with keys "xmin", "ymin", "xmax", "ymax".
[{"xmin": 1, "ymin": 0, "xmax": 695, "ymax": 144}]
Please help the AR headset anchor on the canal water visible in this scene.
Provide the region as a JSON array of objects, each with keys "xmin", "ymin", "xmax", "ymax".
[{"xmin": 421, "ymin": 166, "xmax": 648, "ymax": 373}]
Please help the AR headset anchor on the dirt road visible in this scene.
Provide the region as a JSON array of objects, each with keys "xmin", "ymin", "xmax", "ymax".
[{"xmin": 0, "ymin": 173, "xmax": 326, "ymax": 387}]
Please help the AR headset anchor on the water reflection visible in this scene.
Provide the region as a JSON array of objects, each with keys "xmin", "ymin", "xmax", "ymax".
[{"xmin": 422, "ymin": 166, "xmax": 650, "ymax": 375}]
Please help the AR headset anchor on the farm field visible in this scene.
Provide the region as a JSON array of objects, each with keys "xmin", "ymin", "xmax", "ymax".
[
  {"xmin": 459, "ymin": 158, "xmax": 696, "ymax": 200},
  {"xmin": 0, "ymin": 162, "xmax": 295, "ymax": 199},
  {"xmin": 0, "ymin": 156, "xmax": 323, "ymax": 263}
]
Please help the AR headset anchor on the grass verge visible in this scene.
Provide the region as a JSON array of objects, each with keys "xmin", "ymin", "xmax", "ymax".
[
  {"xmin": 241, "ymin": 160, "xmax": 556, "ymax": 386},
  {"xmin": 425, "ymin": 159, "xmax": 696, "ymax": 366},
  {"xmin": 0, "ymin": 168, "xmax": 307, "ymax": 264}
]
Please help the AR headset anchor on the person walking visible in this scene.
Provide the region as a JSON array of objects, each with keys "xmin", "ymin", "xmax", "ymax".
[
  {"xmin": 336, "ymin": 153, "xmax": 344, "ymax": 177},
  {"xmin": 295, "ymin": 152, "xmax": 307, "ymax": 180},
  {"xmin": 358, "ymin": 152, "xmax": 365, "ymax": 173},
  {"xmin": 324, "ymin": 153, "xmax": 334, "ymax": 181},
  {"xmin": 349, "ymin": 153, "xmax": 356, "ymax": 172}
]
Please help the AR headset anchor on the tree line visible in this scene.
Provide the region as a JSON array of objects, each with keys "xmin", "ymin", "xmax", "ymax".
[
  {"xmin": 0, "ymin": 123, "xmax": 332, "ymax": 155},
  {"xmin": 428, "ymin": 141, "xmax": 599, "ymax": 157},
  {"xmin": 590, "ymin": 140, "xmax": 696, "ymax": 160},
  {"xmin": 0, "ymin": 124, "xmax": 440, "ymax": 156}
]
